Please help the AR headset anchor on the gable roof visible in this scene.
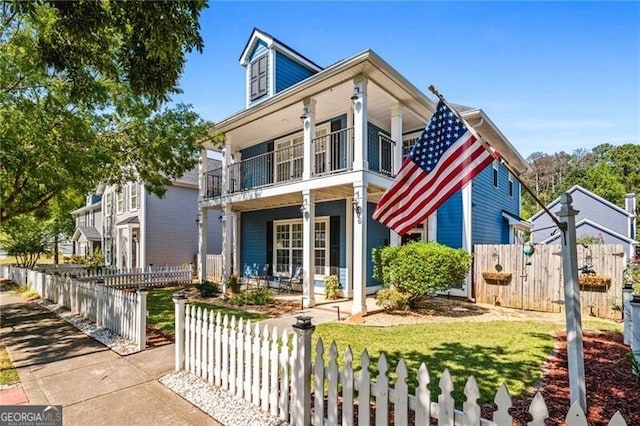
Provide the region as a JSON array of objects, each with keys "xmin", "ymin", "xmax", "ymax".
[
  {"xmin": 529, "ymin": 185, "xmax": 632, "ymax": 222},
  {"xmin": 72, "ymin": 226, "xmax": 101, "ymax": 241},
  {"xmin": 239, "ymin": 28, "xmax": 323, "ymax": 71},
  {"xmin": 540, "ymin": 218, "xmax": 637, "ymax": 245}
]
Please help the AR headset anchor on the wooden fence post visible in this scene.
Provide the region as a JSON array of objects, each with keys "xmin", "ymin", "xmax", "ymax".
[
  {"xmin": 173, "ymin": 292, "xmax": 187, "ymax": 371},
  {"xmin": 137, "ymin": 288, "xmax": 148, "ymax": 351},
  {"xmin": 623, "ymin": 284, "xmax": 633, "ymax": 346},
  {"xmin": 292, "ymin": 316, "xmax": 315, "ymax": 426}
]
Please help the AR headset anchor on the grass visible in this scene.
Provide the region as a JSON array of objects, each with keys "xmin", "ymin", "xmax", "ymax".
[
  {"xmin": 11, "ymin": 284, "xmax": 40, "ymax": 301},
  {"xmin": 313, "ymin": 318, "xmax": 622, "ymax": 406},
  {"xmin": 147, "ymin": 287, "xmax": 266, "ymax": 334},
  {"xmin": 0, "ymin": 345, "xmax": 20, "ymax": 386}
]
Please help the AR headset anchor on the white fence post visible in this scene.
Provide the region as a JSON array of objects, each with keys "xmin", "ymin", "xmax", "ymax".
[
  {"xmin": 96, "ymin": 281, "xmax": 105, "ymax": 328},
  {"xmin": 623, "ymin": 284, "xmax": 633, "ymax": 346},
  {"xmin": 631, "ymin": 298, "xmax": 640, "ymax": 365},
  {"xmin": 137, "ymin": 288, "xmax": 148, "ymax": 351},
  {"xmin": 292, "ymin": 316, "xmax": 315, "ymax": 426},
  {"xmin": 173, "ymin": 291, "xmax": 187, "ymax": 371}
]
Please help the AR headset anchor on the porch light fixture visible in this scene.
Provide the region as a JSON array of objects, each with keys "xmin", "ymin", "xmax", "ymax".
[
  {"xmin": 350, "ymin": 87, "xmax": 360, "ymax": 102},
  {"xmin": 352, "ymin": 193, "xmax": 362, "ymax": 224},
  {"xmin": 218, "ymin": 212, "xmax": 225, "ymax": 224},
  {"xmin": 523, "ymin": 241, "xmax": 535, "ymax": 266},
  {"xmin": 300, "ymin": 198, "xmax": 310, "ymax": 218},
  {"xmin": 300, "ymin": 107, "xmax": 309, "ymax": 121},
  {"xmin": 195, "ymin": 213, "xmax": 201, "ymax": 227}
]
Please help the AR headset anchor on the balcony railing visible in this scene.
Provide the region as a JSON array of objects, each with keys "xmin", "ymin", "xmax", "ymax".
[
  {"xmin": 312, "ymin": 127, "xmax": 354, "ymax": 177},
  {"xmin": 203, "ymin": 126, "xmax": 396, "ymax": 200},
  {"xmin": 378, "ymin": 133, "xmax": 394, "ymax": 176}
]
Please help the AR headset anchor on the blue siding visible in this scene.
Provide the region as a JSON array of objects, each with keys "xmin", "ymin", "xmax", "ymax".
[
  {"xmin": 241, "ymin": 201, "xmax": 347, "ymax": 287},
  {"xmin": 367, "ymin": 202, "xmax": 390, "ymax": 286},
  {"xmin": 471, "ymin": 163, "xmax": 520, "ymax": 245},
  {"xmin": 248, "ymin": 40, "xmax": 268, "ymax": 62},
  {"xmin": 367, "ymin": 122, "xmax": 389, "ymax": 173},
  {"xmin": 239, "ymin": 141, "xmax": 273, "ymax": 190},
  {"xmin": 437, "ymin": 191, "xmax": 463, "ymax": 248},
  {"xmin": 275, "ymin": 51, "xmax": 316, "ymax": 93}
]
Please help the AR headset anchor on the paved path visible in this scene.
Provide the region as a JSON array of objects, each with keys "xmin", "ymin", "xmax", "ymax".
[{"xmin": 0, "ymin": 291, "xmax": 220, "ymax": 426}]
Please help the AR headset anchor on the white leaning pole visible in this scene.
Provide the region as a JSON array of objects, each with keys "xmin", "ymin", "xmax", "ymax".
[{"xmin": 557, "ymin": 193, "xmax": 587, "ymax": 413}]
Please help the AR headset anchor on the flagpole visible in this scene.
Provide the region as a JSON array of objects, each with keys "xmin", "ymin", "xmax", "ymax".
[
  {"xmin": 428, "ymin": 85, "xmax": 586, "ymax": 412},
  {"xmin": 427, "ymin": 85, "xmax": 566, "ymax": 233}
]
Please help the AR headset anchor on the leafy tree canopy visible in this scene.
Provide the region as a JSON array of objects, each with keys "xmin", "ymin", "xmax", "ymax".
[{"xmin": 0, "ymin": 1, "xmax": 212, "ymax": 224}]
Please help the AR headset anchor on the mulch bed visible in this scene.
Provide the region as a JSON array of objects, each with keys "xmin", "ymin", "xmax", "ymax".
[{"xmin": 482, "ymin": 330, "xmax": 639, "ymax": 425}]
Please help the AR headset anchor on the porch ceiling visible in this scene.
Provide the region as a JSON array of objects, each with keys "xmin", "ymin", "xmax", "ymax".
[{"xmin": 229, "ymin": 182, "xmax": 388, "ymax": 213}]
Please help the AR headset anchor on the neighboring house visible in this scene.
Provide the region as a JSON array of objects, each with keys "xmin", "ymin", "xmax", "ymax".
[
  {"xmin": 530, "ymin": 185, "xmax": 637, "ymax": 260},
  {"xmin": 71, "ymin": 192, "xmax": 103, "ymax": 257},
  {"xmin": 197, "ymin": 28, "xmax": 529, "ymax": 312},
  {"xmin": 72, "ymin": 160, "xmax": 223, "ymax": 269}
]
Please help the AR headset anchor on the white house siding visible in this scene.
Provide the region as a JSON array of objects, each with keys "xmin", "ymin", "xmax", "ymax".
[{"xmin": 145, "ymin": 186, "xmax": 222, "ymax": 266}]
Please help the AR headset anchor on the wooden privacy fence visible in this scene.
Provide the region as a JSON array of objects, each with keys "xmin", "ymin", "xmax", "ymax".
[
  {"xmin": 173, "ymin": 301, "xmax": 628, "ymax": 425},
  {"xmin": 474, "ymin": 244, "xmax": 625, "ymax": 318},
  {"xmin": 7, "ymin": 267, "xmax": 147, "ymax": 351}
]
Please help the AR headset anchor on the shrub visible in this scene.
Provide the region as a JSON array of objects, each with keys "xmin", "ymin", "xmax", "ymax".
[
  {"xmin": 374, "ymin": 242, "xmax": 471, "ymax": 309},
  {"xmin": 225, "ymin": 275, "xmax": 241, "ymax": 294},
  {"xmin": 323, "ymin": 275, "xmax": 340, "ymax": 300},
  {"xmin": 196, "ymin": 281, "xmax": 220, "ymax": 298},
  {"xmin": 230, "ymin": 287, "xmax": 274, "ymax": 305},
  {"xmin": 376, "ymin": 287, "xmax": 411, "ymax": 311}
]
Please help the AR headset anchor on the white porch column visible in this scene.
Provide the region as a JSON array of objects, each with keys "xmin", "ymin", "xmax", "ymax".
[
  {"xmin": 352, "ymin": 76, "xmax": 368, "ymax": 171},
  {"xmin": 199, "ymin": 148, "xmax": 208, "ymax": 200},
  {"xmin": 302, "ymin": 189, "xmax": 315, "ymax": 308},
  {"xmin": 302, "ymin": 98, "xmax": 316, "ymax": 181},
  {"xmin": 233, "ymin": 211, "xmax": 241, "ymax": 277},
  {"xmin": 352, "ymin": 182, "xmax": 368, "ymax": 316},
  {"xmin": 222, "ymin": 204, "xmax": 233, "ymax": 285},
  {"xmin": 344, "ymin": 197, "xmax": 353, "ymax": 298},
  {"xmin": 198, "ymin": 208, "xmax": 208, "ymax": 283},
  {"xmin": 427, "ymin": 211, "xmax": 438, "ymax": 242},
  {"xmin": 222, "ymin": 145, "xmax": 232, "ymax": 195},
  {"xmin": 389, "ymin": 103, "xmax": 404, "ymax": 247},
  {"xmin": 462, "ymin": 182, "xmax": 472, "ymax": 298}
]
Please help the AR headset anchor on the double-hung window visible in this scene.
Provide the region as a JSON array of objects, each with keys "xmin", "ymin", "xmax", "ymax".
[
  {"xmin": 116, "ymin": 190, "xmax": 124, "ymax": 214},
  {"xmin": 129, "ymin": 183, "xmax": 139, "ymax": 211},
  {"xmin": 492, "ymin": 160, "xmax": 499, "ymax": 188},
  {"xmin": 105, "ymin": 193, "xmax": 112, "ymax": 217},
  {"xmin": 274, "ymin": 218, "xmax": 330, "ymax": 277},
  {"xmin": 275, "ymin": 135, "xmax": 303, "ymax": 183}
]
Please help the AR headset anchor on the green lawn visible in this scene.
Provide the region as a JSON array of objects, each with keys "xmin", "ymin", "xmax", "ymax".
[
  {"xmin": 147, "ymin": 287, "xmax": 265, "ymax": 333},
  {"xmin": 313, "ymin": 319, "xmax": 621, "ymax": 405},
  {"xmin": 0, "ymin": 345, "xmax": 20, "ymax": 386}
]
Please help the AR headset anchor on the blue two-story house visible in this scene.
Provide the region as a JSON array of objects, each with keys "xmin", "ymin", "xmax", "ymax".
[{"xmin": 197, "ymin": 28, "xmax": 529, "ymax": 314}]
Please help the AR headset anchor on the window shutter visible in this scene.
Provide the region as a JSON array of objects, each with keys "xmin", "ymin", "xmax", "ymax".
[
  {"xmin": 250, "ymin": 60, "xmax": 259, "ymax": 100},
  {"xmin": 330, "ymin": 216, "xmax": 340, "ymax": 271},
  {"xmin": 258, "ymin": 55, "xmax": 267, "ymax": 97},
  {"xmin": 266, "ymin": 221, "xmax": 273, "ymax": 274}
]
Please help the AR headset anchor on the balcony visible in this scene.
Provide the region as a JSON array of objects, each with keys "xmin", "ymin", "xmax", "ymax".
[{"xmin": 204, "ymin": 127, "xmax": 396, "ymax": 199}]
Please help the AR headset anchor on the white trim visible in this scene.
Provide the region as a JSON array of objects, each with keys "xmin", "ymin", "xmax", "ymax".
[
  {"xmin": 530, "ymin": 185, "xmax": 633, "ymax": 222},
  {"xmin": 541, "ymin": 218, "xmax": 637, "ymax": 245},
  {"xmin": 104, "ymin": 193, "xmax": 112, "ymax": 217},
  {"xmin": 269, "ymin": 49, "xmax": 276, "ymax": 97},
  {"xmin": 492, "ymin": 160, "xmax": 499, "ymax": 189}
]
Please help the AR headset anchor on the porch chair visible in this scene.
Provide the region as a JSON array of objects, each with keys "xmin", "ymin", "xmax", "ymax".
[{"xmin": 278, "ymin": 266, "xmax": 302, "ymax": 293}]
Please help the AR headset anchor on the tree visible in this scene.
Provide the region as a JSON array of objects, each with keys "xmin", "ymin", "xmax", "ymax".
[
  {"xmin": 0, "ymin": 1, "xmax": 212, "ymax": 223},
  {"xmin": 0, "ymin": 215, "xmax": 53, "ymax": 268}
]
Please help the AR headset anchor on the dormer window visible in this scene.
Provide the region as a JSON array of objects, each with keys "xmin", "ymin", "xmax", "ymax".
[{"xmin": 250, "ymin": 55, "xmax": 268, "ymax": 101}]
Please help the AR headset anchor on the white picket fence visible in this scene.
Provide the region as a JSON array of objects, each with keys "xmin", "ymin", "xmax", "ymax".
[
  {"xmin": 6, "ymin": 267, "xmax": 147, "ymax": 351},
  {"xmin": 71, "ymin": 264, "xmax": 193, "ymax": 289},
  {"xmin": 173, "ymin": 301, "xmax": 629, "ymax": 426}
]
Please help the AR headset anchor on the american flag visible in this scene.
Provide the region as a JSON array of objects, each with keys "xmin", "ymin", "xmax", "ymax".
[{"xmin": 372, "ymin": 100, "xmax": 496, "ymax": 236}]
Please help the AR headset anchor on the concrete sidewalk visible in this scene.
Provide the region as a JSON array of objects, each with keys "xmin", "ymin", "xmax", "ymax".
[{"xmin": 0, "ymin": 291, "xmax": 219, "ymax": 426}]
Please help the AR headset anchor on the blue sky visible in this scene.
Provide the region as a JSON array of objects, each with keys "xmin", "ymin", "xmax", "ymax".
[{"xmin": 174, "ymin": 1, "xmax": 639, "ymax": 159}]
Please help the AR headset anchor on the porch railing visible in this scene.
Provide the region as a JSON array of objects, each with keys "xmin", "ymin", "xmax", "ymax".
[
  {"xmin": 312, "ymin": 127, "xmax": 354, "ymax": 177},
  {"xmin": 378, "ymin": 133, "xmax": 394, "ymax": 176}
]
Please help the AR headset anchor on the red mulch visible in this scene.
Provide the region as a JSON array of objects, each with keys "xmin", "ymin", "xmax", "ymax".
[
  {"xmin": 482, "ymin": 331, "xmax": 639, "ymax": 425},
  {"xmin": 146, "ymin": 325, "xmax": 174, "ymax": 347}
]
